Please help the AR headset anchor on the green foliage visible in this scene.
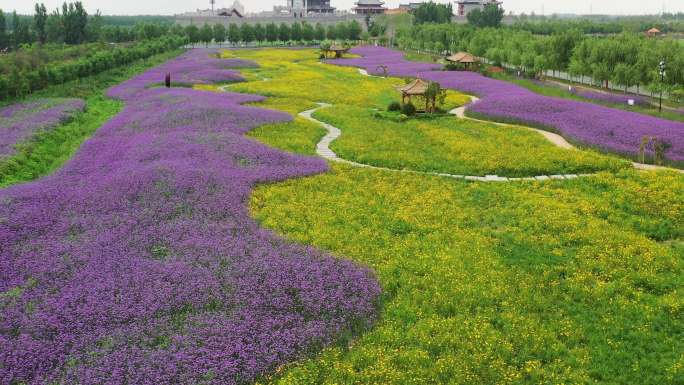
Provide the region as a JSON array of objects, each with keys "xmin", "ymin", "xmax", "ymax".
[
  {"xmin": 387, "ymin": 101, "xmax": 401, "ymax": 111},
  {"xmin": 199, "ymin": 24, "xmax": 213, "ymax": 46},
  {"xmin": 212, "ymin": 23, "xmax": 226, "ymax": 44},
  {"xmin": 0, "ymin": 9, "xmax": 7, "ymax": 50},
  {"xmin": 413, "ymin": 1, "xmax": 453, "ymax": 25},
  {"xmin": 401, "ymin": 102, "xmax": 416, "ymax": 115},
  {"xmin": 0, "ymin": 36, "xmax": 186, "ymax": 102},
  {"xmin": 33, "ymin": 3, "xmax": 48, "ymax": 44},
  {"xmin": 348, "ymin": 20, "xmax": 363, "ymax": 41},
  {"xmin": 467, "ymin": 4, "xmax": 505, "ymax": 28},
  {"xmin": 278, "ymin": 23, "xmax": 290, "ymax": 42}
]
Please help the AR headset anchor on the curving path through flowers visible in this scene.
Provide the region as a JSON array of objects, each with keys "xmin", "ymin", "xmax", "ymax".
[
  {"xmin": 355, "ymin": 64, "xmax": 683, "ymax": 175},
  {"xmin": 333, "ymin": 46, "xmax": 684, "ymax": 166},
  {"xmin": 301, "ymin": 103, "xmax": 589, "ymax": 182}
]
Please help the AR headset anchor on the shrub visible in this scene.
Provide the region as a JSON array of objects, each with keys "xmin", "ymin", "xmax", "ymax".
[
  {"xmin": 387, "ymin": 101, "xmax": 401, "ymax": 111},
  {"xmin": 401, "ymin": 102, "xmax": 416, "ymax": 116}
]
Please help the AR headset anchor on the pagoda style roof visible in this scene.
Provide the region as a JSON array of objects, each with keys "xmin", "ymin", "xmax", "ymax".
[
  {"xmin": 355, "ymin": 0, "xmax": 385, "ymax": 5},
  {"xmin": 328, "ymin": 45, "xmax": 349, "ymax": 52},
  {"xmin": 647, "ymin": 28, "xmax": 661, "ymax": 33},
  {"xmin": 446, "ymin": 52, "xmax": 479, "ymax": 63},
  {"xmin": 397, "ymin": 78, "xmax": 430, "ymax": 95}
]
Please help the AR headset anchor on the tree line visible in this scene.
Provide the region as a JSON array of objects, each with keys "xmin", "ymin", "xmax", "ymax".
[
  {"xmin": 0, "ymin": 35, "xmax": 186, "ymax": 101},
  {"xmin": 395, "ymin": 24, "xmax": 684, "ymax": 96},
  {"xmin": 184, "ymin": 20, "xmax": 364, "ymax": 46}
]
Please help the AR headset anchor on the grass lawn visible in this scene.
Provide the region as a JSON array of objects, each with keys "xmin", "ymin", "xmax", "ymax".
[
  {"xmin": 316, "ymin": 104, "xmax": 627, "ymax": 177},
  {"xmin": 0, "ymin": 49, "xmax": 184, "ymax": 187}
]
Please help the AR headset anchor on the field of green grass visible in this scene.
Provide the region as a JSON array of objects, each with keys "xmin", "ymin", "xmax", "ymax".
[{"xmin": 197, "ymin": 48, "xmax": 684, "ymax": 384}]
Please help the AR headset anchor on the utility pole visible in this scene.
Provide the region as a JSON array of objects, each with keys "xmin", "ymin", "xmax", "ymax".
[{"xmin": 210, "ymin": 0, "xmax": 215, "ymax": 14}]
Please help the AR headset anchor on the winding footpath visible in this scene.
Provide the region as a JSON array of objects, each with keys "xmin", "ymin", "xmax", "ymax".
[{"xmin": 300, "ymin": 103, "xmax": 588, "ymax": 182}]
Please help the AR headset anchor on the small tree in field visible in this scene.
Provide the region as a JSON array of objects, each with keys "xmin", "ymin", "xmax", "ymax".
[{"xmin": 424, "ymin": 82, "xmax": 446, "ymax": 113}]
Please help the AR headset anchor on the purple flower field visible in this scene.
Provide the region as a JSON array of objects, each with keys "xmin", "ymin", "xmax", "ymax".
[
  {"xmin": 572, "ymin": 88, "xmax": 648, "ymax": 106},
  {"xmin": 0, "ymin": 98, "xmax": 85, "ymax": 158},
  {"xmin": 329, "ymin": 46, "xmax": 684, "ymax": 164},
  {"xmin": 326, "ymin": 45, "xmax": 442, "ymax": 77},
  {"xmin": 108, "ymin": 49, "xmax": 253, "ymax": 100},
  {"xmin": 0, "ymin": 49, "xmax": 380, "ymax": 384}
]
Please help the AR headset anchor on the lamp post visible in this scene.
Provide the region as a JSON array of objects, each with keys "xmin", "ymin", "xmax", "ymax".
[{"xmin": 659, "ymin": 59, "xmax": 666, "ymax": 113}]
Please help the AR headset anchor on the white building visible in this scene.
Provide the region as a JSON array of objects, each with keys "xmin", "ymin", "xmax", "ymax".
[{"xmin": 455, "ymin": 0, "xmax": 502, "ymax": 16}]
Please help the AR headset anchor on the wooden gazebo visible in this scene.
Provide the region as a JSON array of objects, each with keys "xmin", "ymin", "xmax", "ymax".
[
  {"xmin": 323, "ymin": 45, "xmax": 350, "ymax": 58},
  {"xmin": 646, "ymin": 28, "xmax": 661, "ymax": 38},
  {"xmin": 397, "ymin": 78, "xmax": 431, "ymax": 111},
  {"xmin": 446, "ymin": 51, "xmax": 480, "ymax": 70}
]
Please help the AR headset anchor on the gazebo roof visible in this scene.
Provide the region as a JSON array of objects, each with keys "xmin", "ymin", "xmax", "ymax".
[
  {"xmin": 328, "ymin": 45, "xmax": 348, "ymax": 52},
  {"xmin": 647, "ymin": 28, "xmax": 661, "ymax": 33},
  {"xmin": 397, "ymin": 78, "xmax": 430, "ymax": 95},
  {"xmin": 446, "ymin": 52, "xmax": 479, "ymax": 63}
]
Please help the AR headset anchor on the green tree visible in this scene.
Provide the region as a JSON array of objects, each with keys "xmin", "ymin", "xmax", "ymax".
[
  {"xmin": 184, "ymin": 24, "xmax": 199, "ymax": 44},
  {"xmin": 46, "ymin": 8, "xmax": 64, "ymax": 43},
  {"xmin": 335, "ymin": 22, "xmax": 348, "ymax": 40},
  {"xmin": 34, "ymin": 3, "xmax": 48, "ymax": 44},
  {"xmin": 253, "ymin": 23, "xmax": 265, "ymax": 42},
  {"xmin": 290, "ymin": 22, "xmax": 302, "ymax": 41},
  {"xmin": 213, "ymin": 23, "xmax": 226, "ymax": 45},
  {"xmin": 314, "ymin": 22, "xmax": 326, "ymax": 41},
  {"xmin": 86, "ymin": 9, "xmax": 103, "ymax": 42},
  {"xmin": 240, "ymin": 23, "xmax": 254, "ymax": 42},
  {"xmin": 265, "ymin": 22, "xmax": 278, "ymax": 42},
  {"xmin": 228, "ymin": 23, "xmax": 240, "ymax": 44},
  {"xmin": 0, "ymin": 9, "xmax": 7, "ymax": 50},
  {"xmin": 467, "ymin": 4, "xmax": 504, "ymax": 28},
  {"xmin": 326, "ymin": 24, "xmax": 337, "ymax": 40},
  {"xmin": 199, "ymin": 23, "xmax": 213, "ymax": 46},
  {"xmin": 62, "ymin": 2, "xmax": 88, "ymax": 44},
  {"xmin": 11, "ymin": 11, "xmax": 32, "ymax": 48},
  {"xmin": 302, "ymin": 22, "xmax": 314, "ymax": 41},
  {"xmin": 348, "ymin": 20, "xmax": 362, "ymax": 40},
  {"xmin": 413, "ymin": 2, "xmax": 453, "ymax": 24},
  {"xmin": 278, "ymin": 22, "xmax": 290, "ymax": 41}
]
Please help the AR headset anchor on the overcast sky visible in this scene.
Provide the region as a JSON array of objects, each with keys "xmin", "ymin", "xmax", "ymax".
[{"xmin": 0, "ymin": 0, "xmax": 681, "ymax": 16}]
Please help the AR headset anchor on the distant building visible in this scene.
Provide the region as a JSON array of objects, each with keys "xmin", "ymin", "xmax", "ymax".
[
  {"xmin": 289, "ymin": 0, "xmax": 335, "ymax": 14},
  {"xmin": 455, "ymin": 0, "xmax": 502, "ymax": 16},
  {"xmin": 354, "ymin": 0, "xmax": 387, "ymax": 15}
]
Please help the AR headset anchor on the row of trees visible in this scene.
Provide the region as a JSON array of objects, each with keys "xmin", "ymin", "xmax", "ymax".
[
  {"xmin": 396, "ymin": 24, "xmax": 684, "ymax": 95},
  {"xmin": 184, "ymin": 20, "xmax": 364, "ymax": 46},
  {"xmin": 0, "ymin": 35, "xmax": 185, "ymax": 101},
  {"xmin": 0, "ymin": 2, "xmax": 95, "ymax": 49}
]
